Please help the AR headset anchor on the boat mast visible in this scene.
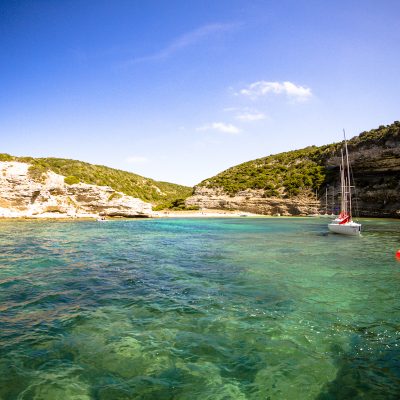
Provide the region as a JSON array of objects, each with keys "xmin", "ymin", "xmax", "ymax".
[
  {"xmin": 344, "ymin": 175, "xmax": 348, "ymax": 215},
  {"xmin": 325, "ymin": 187, "xmax": 328, "ymax": 214},
  {"xmin": 343, "ymin": 129, "xmax": 352, "ymax": 219},
  {"xmin": 340, "ymin": 149, "xmax": 345, "ymax": 214}
]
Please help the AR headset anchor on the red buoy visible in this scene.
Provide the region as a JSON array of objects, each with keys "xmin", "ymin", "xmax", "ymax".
[{"xmin": 396, "ymin": 250, "xmax": 400, "ymax": 261}]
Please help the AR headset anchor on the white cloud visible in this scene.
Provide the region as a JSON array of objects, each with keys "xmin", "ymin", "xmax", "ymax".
[
  {"xmin": 239, "ymin": 81, "xmax": 312, "ymax": 101},
  {"xmin": 223, "ymin": 107, "xmax": 267, "ymax": 122},
  {"xmin": 235, "ymin": 112, "xmax": 266, "ymax": 121},
  {"xmin": 222, "ymin": 106, "xmax": 239, "ymax": 112},
  {"xmin": 127, "ymin": 22, "xmax": 238, "ymax": 64},
  {"xmin": 197, "ymin": 122, "xmax": 241, "ymax": 134},
  {"xmin": 125, "ymin": 156, "xmax": 148, "ymax": 164}
]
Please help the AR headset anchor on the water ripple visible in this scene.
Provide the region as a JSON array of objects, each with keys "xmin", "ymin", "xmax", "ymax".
[{"xmin": 0, "ymin": 218, "xmax": 399, "ymax": 399}]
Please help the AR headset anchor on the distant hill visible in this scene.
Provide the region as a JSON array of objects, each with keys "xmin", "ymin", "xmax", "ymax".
[
  {"xmin": 197, "ymin": 121, "xmax": 400, "ymax": 198},
  {"xmin": 2, "ymin": 121, "xmax": 399, "ymax": 216},
  {"xmin": 0, "ymin": 154, "xmax": 192, "ymax": 207},
  {"xmin": 188, "ymin": 121, "xmax": 400, "ymax": 217}
]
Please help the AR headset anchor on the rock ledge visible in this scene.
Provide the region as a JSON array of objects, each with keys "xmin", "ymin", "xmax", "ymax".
[{"xmin": 0, "ymin": 162, "xmax": 153, "ymax": 218}]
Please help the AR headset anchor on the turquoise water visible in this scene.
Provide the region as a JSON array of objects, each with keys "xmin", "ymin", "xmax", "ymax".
[{"xmin": 0, "ymin": 217, "xmax": 399, "ymax": 399}]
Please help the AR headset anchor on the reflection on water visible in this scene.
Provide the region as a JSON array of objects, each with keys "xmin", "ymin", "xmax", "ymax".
[{"xmin": 0, "ymin": 218, "xmax": 399, "ymax": 399}]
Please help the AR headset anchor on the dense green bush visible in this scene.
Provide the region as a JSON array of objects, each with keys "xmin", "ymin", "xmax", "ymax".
[
  {"xmin": 0, "ymin": 153, "xmax": 14, "ymax": 161},
  {"xmin": 153, "ymin": 198, "xmax": 200, "ymax": 211},
  {"xmin": 64, "ymin": 175, "xmax": 80, "ymax": 185},
  {"xmin": 108, "ymin": 192, "xmax": 123, "ymax": 201},
  {"xmin": 27, "ymin": 165, "xmax": 48, "ymax": 183}
]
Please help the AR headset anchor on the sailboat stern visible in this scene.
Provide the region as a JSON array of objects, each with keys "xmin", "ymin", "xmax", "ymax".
[{"xmin": 328, "ymin": 221, "xmax": 361, "ymax": 236}]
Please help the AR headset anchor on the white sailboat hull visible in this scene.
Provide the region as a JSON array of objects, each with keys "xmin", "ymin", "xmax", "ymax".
[{"xmin": 328, "ymin": 221, "xmax": 361, "ymax": 236}]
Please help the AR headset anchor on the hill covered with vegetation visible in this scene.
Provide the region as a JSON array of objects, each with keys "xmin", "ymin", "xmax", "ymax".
[
  {"xmin": 0, "ymin": 154, "xmax": 192, "ymax": 208},
  {"xmin": 1, "ymin": 122, "xmax": 398, "ymax": 212},
  {"xmin": 197, "ymin": 121, "xmax": 400, "ymax": 198}
]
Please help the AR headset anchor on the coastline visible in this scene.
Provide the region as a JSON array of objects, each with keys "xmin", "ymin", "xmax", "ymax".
[
  {"xmin": 0, "ymin": 209, "xmax": 263, "ymax": 221},
  {"xmin": 2, "ymin": 208, "xmax": 396, "ymax": 221},
  {"xmin": 153, "ymin": 209, "xmax": 262, "ymax": 218}
]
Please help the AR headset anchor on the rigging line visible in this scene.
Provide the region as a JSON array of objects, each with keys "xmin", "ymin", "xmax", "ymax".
[{"xmin": 349, "ymin": 161, "xmax": 361, "ymax": 220}]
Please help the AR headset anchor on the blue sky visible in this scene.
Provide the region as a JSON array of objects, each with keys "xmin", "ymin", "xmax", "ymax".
[{"xmin": 1, "ymin": 0, "xmax": 399, "ymax": 186}]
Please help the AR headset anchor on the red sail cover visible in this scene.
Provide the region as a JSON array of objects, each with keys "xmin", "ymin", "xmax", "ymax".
[{"xmin": 338, "ymin": 213, "xmax": 350, "ymax": 224}]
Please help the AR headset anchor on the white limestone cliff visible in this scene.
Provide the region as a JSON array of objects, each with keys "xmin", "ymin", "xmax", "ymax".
[
  {"xmin": 0, "ymin": 162, "xmax": 153, "ymax": 218},
  {"xmin": 185, "ymin": 187, "xmax": 320, "ymax": 216}
]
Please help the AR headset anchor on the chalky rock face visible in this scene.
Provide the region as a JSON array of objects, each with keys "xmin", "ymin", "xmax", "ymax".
[
  {"xmin": 0, "ymin": 162, "xmax": 153, "ymax": 218},
  {"xmin": 326, "ymin": 138, "xmax": 400, "ymax": 217},
  {"xmin": 186, "ymin": 187, "xmax": 320, "ymax": 216}
]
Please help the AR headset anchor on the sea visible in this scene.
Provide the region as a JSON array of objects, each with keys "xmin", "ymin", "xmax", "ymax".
[{"xmin": 0, "ymin": 217, "xmax": 399, "ymax": 399}]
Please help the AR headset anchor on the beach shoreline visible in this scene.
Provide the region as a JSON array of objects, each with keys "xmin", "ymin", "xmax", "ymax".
[
  {"xmin": 153, "ymin": 209, "xmax": 263, "ymax": 218},
  {"xmin": 0, "ymin": 209, "xmax": 265, "ymax": 221}
]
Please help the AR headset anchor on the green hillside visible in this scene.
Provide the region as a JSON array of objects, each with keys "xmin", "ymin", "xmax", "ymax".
[
  {"xmin": 2, "ymin": 122, "xmax": 398, "ymax": 206},
  {"xmin": 0, "ymin": 154, "xmax": 192, "ymax": 206},
  {"xmin": 197, "ymin": 121, "xmax": 400, "ymax": 198}
]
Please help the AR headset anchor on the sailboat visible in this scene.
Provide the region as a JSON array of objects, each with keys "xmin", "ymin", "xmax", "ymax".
[
  {"xmin": 320, "ymin": 187, "xmax": 331, "ymax": 217},
  {"xmin": 328, "ymin": 131, "xmax": 361, "ymax": 236},
  {"xmin": 330, "ymin": 187, "xmax": 337, "ymax": 217}
]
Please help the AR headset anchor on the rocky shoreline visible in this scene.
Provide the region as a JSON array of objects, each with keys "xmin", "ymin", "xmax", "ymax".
[
  {"xmin": 0, "ymin": 210, "xmax": 258, "ymax": 220},
  {"xmin": 0, "ymin": 161, "xmax": 152, "ymax": 219},
  {"xmin": 185, "ymin": 187, "xmax": 320, "ymax": 217},
  {"xmin": 185, "ymin": 128, "xmax": 400, "ymax": 218}
]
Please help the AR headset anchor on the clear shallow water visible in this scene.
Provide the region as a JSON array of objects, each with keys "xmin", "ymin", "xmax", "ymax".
[{"xmin": 0, "ymin": 217, "xmax": 399, "ymax": 400}]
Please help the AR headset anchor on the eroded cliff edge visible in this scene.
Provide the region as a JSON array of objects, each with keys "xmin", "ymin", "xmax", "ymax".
[
  {"xmin": 0, "ymin": 162, "xmax": 153, "ymax": 218},
  {"xmin": 186, "ymin": 122, "xmax": 400, "ymax": 217}
]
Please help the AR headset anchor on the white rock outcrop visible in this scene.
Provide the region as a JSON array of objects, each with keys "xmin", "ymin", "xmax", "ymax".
[
  {"xmin": 185, "ymin": 187, "xmax": 320, "ymax": 216},
  {"xmin": 0, "ymin": 162, "xmax": 153, "ymax": 218},
  {"xmin": 186, "ymin": 186, "xmax": 319, "ymax": 216}
]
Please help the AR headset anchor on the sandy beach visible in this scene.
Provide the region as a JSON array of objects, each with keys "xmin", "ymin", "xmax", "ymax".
[
  {"xmin": 0, "ymin": 209, "xmax": 264, "ymax": 221},
  {"xmin": 153, "ymin": 209, "xmax": 262, "ymax": 218}
]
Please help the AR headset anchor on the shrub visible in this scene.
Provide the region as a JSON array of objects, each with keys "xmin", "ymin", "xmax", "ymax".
[
  {"xmin": 0, "ymin": 153, "xmax": 14, "ymax": 162},
  {"xmin": 28, "ymin": 165, "xmax": 48, "ymax": 183},
  {"xmin": 108, "ymin": 192, "xmax": 122, "ymax": 201},
  {"xmin": 64, "ymin": 175, "xmax": 80, "ymax": 185}
]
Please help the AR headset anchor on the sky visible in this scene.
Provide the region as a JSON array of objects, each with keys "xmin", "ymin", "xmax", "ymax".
[{"xmin": 1, "ymin": 0, "xmax": 399, "ymax": 186}]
